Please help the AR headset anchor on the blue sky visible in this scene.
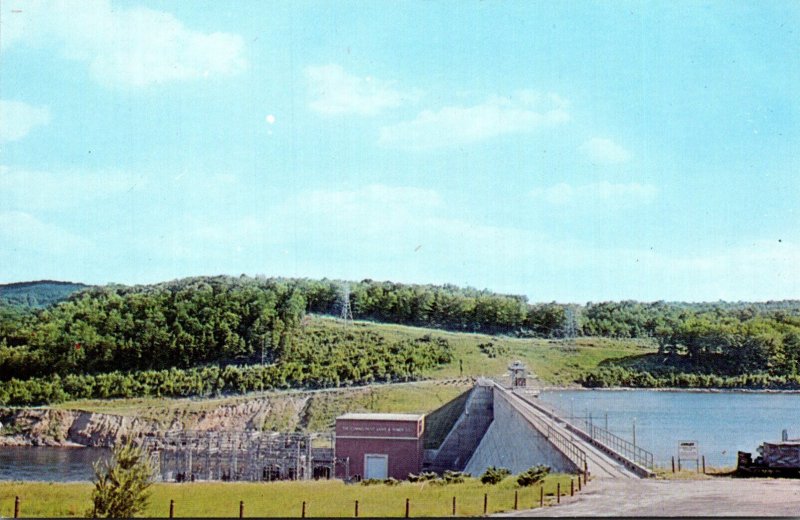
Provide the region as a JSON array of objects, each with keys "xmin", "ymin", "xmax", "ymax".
[{"xmin": 1, "ymin": 0, "xmax": 798, "ymax": 302}]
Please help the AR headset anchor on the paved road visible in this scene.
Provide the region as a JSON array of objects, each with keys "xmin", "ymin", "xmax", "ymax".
[{"xmin": 495, "ymin": 477, "xmax": 800, "ymax": 517}]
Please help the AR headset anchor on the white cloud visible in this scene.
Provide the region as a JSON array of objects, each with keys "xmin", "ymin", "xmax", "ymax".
[
  {"xmin": 1, "ymin": 0, "xmax": 246, "ymax": 88},
  {"xmin": 305, "ymin": 64, "xmax": 410, "ymax": 116},
  {"xmin": 530, "ymin": 181, "xmax": 657, "ymax": 208},
  {"xmin": 0, "ymin": 100, "xmax": 51, "ymax": 142},
  {"xmin": 580, "ymin": 137, "xmax": 632, "ymax": 164},
  {"xmin": 379, "ymin": 91, "xmax": 569, "ymax": 150}
]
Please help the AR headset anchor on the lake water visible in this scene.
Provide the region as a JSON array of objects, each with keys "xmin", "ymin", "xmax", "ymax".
[
  {"xmin": 538, "ymin": 389, "xmax": 800, "ymax": 467},
  {"xmin": 0, "ymin": 447, "xmax": 109, "ymax": 481}
]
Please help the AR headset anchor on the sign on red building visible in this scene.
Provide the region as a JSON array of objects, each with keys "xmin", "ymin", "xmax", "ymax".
[{"xmin": 335, "ymin": 413, "xmax": 425, "ymax": 481}]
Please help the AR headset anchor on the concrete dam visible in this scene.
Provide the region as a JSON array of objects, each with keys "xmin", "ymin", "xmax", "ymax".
[{"xmin": 423, "ymin": 378, "xmax": 654, "ymax": 479}]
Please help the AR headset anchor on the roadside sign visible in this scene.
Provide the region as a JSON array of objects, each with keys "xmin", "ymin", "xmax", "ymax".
[{"xmin": 678, "ymin": 440, "xmax": 699, "ymax": 461}]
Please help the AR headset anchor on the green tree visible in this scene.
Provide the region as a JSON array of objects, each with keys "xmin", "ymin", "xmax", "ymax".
[{"xmin": 90, "ymin": 441, "xmax": 154, "ymax": 518}]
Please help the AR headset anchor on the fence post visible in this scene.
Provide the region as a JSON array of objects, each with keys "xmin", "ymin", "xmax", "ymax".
[
  {"xmin": 671, "ymin": 456, "xmax": 675, "ymax": 473},
  {"xmin": 301, "ymin": 501, "xmax": 306, "ymax": 518},
  {"xmin": 514, "ymin": 490, "xmax": 518, "ymax": 510},
  {"xmin": 169, "ymin": 499, "xmax": 174, "ymax": 519},
  {"xmin": 355, "ymin": 500, "xmax": 359, "ymax": 518},
  {"xmin": 539, "ymin": 485, "xmax": 544, "ymax": 507},
  {"xmin": 405, "ymin": 498, "xmax": 409, "ymax": 518},
  {"xmin": 702, "ymin": 455, "xmax": 706, "ymax": 474},
  {"xmin": 678, "ymin": 458, "xmax": 681, "ymax": 472},
  {"xmin": 239, "ymin": 500, "xmax": 244, "ymax": 518},
  {"xmin": 483, "ymin": 493, "xmax": 488, "ymax": 515},
  {"xmin": 452, "ymin": 496, "xmax": 456, "ymax": 516},
  {"xmin": 571, "ymin": 479, "xmax": 574, "ymax": 497},
  {"xmin": 557, "ymin": 483, "xmax": 561, "ymax": 504},
  {"xmin": 14, "ymin": 496, "xmax": 19, "ymax": 519}
]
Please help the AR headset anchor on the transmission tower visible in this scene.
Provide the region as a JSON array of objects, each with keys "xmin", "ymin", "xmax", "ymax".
[
  {"xmin": 562, "ymin": 306, "xmax": 578, "ymax": 340},
  {"xmin": 338, "ymin": 283, "xmax": 354, "ymax": 326}
]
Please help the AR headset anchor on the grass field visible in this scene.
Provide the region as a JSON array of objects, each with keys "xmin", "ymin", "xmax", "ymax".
[{"xmin": 0, "ymin": 475, "xmax": 576, "ymax": 517}]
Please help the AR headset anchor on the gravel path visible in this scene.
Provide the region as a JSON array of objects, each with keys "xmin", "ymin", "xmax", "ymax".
[{"xmin": 495, "ymin": 477, "xmax": 800, "ymax": 517}]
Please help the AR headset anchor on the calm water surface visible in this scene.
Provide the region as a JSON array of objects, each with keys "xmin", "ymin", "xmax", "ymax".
[
  {"xmin": 0, "ymin": 447, "xmax": 109, "ymax": 481},
  {"xmin": 538, "ymin": 389, "xmax": 800, "ymax": 467}
]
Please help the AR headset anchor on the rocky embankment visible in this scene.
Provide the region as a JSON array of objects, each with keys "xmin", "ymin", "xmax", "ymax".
[
  {"xmin": 0, "ymin": 394, "xmax": 311, "ymax": 447},
  {"xmin": 0, "ymin": 379, "xmax": 473, "ymax": 448},
  {"xmin": 0, "ymin": 409, "xmax": 156, "ymax": 447}
]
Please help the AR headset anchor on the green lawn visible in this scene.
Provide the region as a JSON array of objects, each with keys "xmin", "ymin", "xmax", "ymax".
[{"xmin": 1, "ymin": 475, "xmax": 576, "ymax": 517}]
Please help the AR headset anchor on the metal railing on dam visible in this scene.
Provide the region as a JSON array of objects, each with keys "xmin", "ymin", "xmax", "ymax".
[
  {"xmin": 511, "ymin": 389, "xmax": 655, "ymax": 476},
  {"xmin": 492, "ymin": 385, "xmax": 588, "ymax": 475},
  {"xmin": 571, "ymin": 416, "xmax": 654, "ymax": 471}
]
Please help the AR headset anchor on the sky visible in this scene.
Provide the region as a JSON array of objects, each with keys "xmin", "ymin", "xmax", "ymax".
[{"xmin": 1, "ymin": 0, "xmax": 798, "ymax": 302}]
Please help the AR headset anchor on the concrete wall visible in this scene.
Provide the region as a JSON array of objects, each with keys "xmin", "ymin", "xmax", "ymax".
[
  {"xmin": 425, "ymin": 381, "xmax": 494, "ymax": 473},
  {"xmin": 463, "ymin": 389, "xmax": 576, "ymax": 476}
]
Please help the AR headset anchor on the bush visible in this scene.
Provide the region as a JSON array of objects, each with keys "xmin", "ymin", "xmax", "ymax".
[
  {"xmin": 516, "ymin": 465, "xmax": 550, "ymax": 487},
  {"xmin": 480, "ymin": 466, "xmax": 511, "ymax": 484},
  {"xmin": 407, "ymin": 471, "xmax": 438, "ymax": 482},
  {"xmin": 478, "ymin": 342, "xmax": 510, "ymax": 359},
  {"xmin": 360, "ymin": 477, "xmax": 401, "ymax": 486},
  {"xmin": 442, "ymin": 470, "xmax": 467, "ymax": 484}
]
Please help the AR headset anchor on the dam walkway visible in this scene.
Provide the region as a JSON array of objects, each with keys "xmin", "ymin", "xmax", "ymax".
[{"xmin": 495, "ymin": 383, "xmax": 654, "ymax": 479}]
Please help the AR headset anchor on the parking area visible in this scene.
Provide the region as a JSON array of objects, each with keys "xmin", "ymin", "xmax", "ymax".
[{"xmin": 496, "ymin": 477, "xmax": 800, "ymax": 517}]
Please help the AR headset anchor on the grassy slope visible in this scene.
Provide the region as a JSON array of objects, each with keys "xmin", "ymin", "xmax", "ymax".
[
  {"xmin": 316, "ymin": 316, "xmax": 654, "ymax": 385},
  {"xmin": 49, "ymin": 316, "xmax": 653, "ymax": 423},
  {"xmin": 0, "ymin": 475, "xmax": 576, "ymax": 517}
]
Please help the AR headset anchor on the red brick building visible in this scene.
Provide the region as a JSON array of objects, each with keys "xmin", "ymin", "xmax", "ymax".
[{"xmin": 335, "ymin": 413, "xmax": 425, "ymax": 480}]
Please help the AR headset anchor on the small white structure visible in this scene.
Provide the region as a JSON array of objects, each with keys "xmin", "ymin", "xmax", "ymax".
[{"xmin": 508, "ymin": 360, "xmax": 527, "ymax": 387}]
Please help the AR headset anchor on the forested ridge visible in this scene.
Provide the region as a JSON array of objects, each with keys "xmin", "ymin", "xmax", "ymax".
[
  {"xmin": 0, "ymin": 280, "xmax": 87, "ymax": 309},
  {"xmin": 2, "ymin": 275, "xmax": 800, "ymax": 404},
  {"xmin": 0, "ymin": 277, "xmax": 455, "ymax": 405}
]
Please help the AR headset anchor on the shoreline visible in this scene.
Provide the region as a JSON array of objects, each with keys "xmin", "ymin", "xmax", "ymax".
[{"xmin": 536, "ymin": 385, "xmax": 800, "ymax": 394}]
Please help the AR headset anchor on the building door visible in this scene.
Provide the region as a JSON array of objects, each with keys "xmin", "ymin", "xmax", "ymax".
[{"xmin": 364, "ymin": 454, "xmax": 388, "ymax": 479}]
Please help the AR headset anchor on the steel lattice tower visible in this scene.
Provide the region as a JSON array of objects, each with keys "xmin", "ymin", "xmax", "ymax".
[{"xmin": 339, "ymin": 283, "xmax": 354, "ymax": 326}]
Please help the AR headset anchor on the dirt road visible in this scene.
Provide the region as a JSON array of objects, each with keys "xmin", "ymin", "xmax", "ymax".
[{"xmin": 496, "ymin": 477, "xmax": 800, "ymax": 517}]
